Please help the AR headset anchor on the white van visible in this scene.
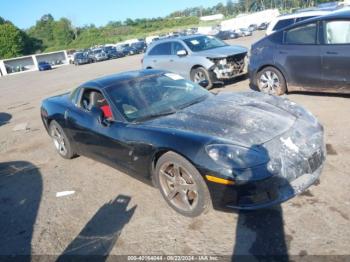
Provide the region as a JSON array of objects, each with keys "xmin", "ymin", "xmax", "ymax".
[{"xmin": 266, "ymin": 10, "xmax": 331, "ymax": 35}]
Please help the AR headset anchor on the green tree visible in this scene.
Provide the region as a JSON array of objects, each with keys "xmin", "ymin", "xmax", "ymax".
[
  {"xmin": 0, "ymin": 22, "xmax": 25, "ymax": 59},
  {"xmin": 52, "ymin": 18, "xmax": 74, "ymax": 47}
]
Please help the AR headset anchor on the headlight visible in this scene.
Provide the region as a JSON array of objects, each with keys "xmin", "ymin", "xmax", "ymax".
[{"xmin": 206, "ymin": 144, "xmax": 269, "ymax": 169}]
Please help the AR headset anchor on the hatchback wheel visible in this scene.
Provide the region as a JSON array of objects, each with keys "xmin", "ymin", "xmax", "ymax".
[
  {"xmin": 190, "ymin": 67, "xmax": 213, "ymax": 89},
  {"xmin": 155, "ymin": 152, "xmax": 211, "ymax": 217},
  {"xmin": 257, "ymin": 66, "xmax": 286, "ymax": 95},
  {"xmin": 49, "ymin": 120, "xmax": 75, "ymax": 159}
]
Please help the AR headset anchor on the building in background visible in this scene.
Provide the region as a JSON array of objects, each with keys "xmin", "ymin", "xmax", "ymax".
[{"xmin": 0, "ymin": 50, "xmax": 68, "ymax": 77}]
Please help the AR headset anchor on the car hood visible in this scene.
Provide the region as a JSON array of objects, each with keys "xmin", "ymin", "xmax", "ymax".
[
  {"xmin": 193, "ymin": 45, "xmax": 247, "ymax": 58},
  {"xmin": 143, "ymin": 92, "xmax": 297, "ymax": 147}
]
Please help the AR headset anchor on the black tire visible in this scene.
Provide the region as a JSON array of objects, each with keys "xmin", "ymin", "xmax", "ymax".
[
  {"xmin": 256, "ymin": 66, "xmax": 287, "ymax": 95},
  {"xmin": 155, "ymin": 152, "xmax": 211, "ymax": 217},
  {"xmin": 190, "ymin": 67, "xmax": 213, "ymax": 89},
  {"xmin": 49, "ymin": 120, "xmax": 75, "ymax": 159}
]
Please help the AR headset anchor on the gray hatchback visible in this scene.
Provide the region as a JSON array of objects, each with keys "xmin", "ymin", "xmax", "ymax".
[{"xmin": 142, "ymin": 34, "xmax": 248, "ymax": 89}]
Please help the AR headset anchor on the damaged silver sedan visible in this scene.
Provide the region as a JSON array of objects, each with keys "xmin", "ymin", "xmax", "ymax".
[{"xmin": 142, "ymin": 34, "xmax": 248, "ymax": 89}]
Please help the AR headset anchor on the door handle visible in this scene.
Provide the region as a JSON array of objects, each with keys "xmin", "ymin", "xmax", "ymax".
[
  {"xmin": 279, "ymin": 51, "xmax": 287, "ymax": 54},
  {"xmin": 153, "ymin": 60, "xmax": 157, "ymax": 63},
  {"xmin": 326, "ymin": 51, "xmax": 338, "ymax": 55},
  {"xmin": 169, "ymin": 59, "xmax": 174, "ymax": 62}
]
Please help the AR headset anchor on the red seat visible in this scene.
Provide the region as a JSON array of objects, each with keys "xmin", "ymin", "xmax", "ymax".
[{"xmin": 100, "ymin": 105, "xmax": 112, "ymax": 118}]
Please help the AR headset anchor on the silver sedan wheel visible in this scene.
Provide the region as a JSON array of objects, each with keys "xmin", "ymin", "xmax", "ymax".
[
  {"xmin": 258, "ymin": 70, "xmax": 281, "ymax": 95},
  {"xmin": 51, "ymin": 126, "xmax": 67, "ymax": 156},
  {"xmin": 193, "ymin": 71, "xmax": 207, "ymax": 83},
  {"xmin": 159, "ymin": 162, "xmax": 199, "ymax": 212}
]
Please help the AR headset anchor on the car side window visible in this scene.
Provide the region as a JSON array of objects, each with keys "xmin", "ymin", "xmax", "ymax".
[
  {"xmin": 273, "ymin": 18, "xmax": 295, "ymax": 31},
  {"xmin": 295, "ymin": 16, "xmax": 314, "ymax": 23},
  {"xmin": 171, "ymin": 42, "xmax": 186, "ymax": 55},
  {"xmin": 325, "ymin": 20, "xmax": 350, "ymax": 44},
  {"xmin": 80, "ymin": 88, "xmax": 114, "ymax": 120},
  {"xmin": 284, "ymin": 23, "xmax": 317, "ymax": 44},
  {"xmin": 148, "ymin": 42, "xmax": 172, "ymax": 55}
]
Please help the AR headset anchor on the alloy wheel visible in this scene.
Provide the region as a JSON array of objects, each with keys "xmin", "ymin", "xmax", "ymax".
[
  {"xmin": 51, "ymin": 126, "xmax": 67, "ymax": 156},
  {"xmin": 193, "ymin": 71, "xmax": 207, "ymax": 83},
  {"xmin": 258, "ymin": 70, "xmax": 281, "ymax": 94},
  {"xmin": 159, "ymin": 162, "xmax": 199, "ymax": 212}
]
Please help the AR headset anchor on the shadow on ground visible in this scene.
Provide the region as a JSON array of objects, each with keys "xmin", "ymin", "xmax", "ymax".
[
  {"xmin": 229, "ymin": 145, "xmax": 292, "ymax": 261},
  {"xmin": 0, "ymin": 161, "xmax": 42, "ymax": 261},
  {"xmin": 0, "ymin": 112, "xmax": 12, "ymax": 126},
  {"xmin": 58, "ymin": 195, "xmax": 136, "ymax": 261}
]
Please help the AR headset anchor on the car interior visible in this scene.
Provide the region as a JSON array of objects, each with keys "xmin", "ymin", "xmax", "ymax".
[{"xmin": 81, "ymin": 89, "xmax": 113, "ymax": 119}]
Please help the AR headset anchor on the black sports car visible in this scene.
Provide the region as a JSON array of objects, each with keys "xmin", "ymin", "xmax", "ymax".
[{"xmin": 41, "ymin": 69, "xmax": 325, "ymax": 217}]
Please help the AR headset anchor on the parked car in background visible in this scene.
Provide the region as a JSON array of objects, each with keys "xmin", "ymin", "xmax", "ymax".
[
  {"xmin": 142, "ymin": 34, "xmax": 248, "ymax": 89},
  {"xmin": 131, "ymin": 41, "xmax": 147, "ymax": 53},
  {"xmin": 249, "ymin": 10, "xmax": 350, "ymax": 95},
  {"xmin": 38, "ymin": 61, "xmax": 52, "ymax": 71},
  {"xmin": 266, "ymin": 10, "xmax": 331, "ymax": 35},
  {"xmin": 73, "ymin": 52, "xmax": 90, "ymax": 65},
  {"xmin": 215, "ymin": 30, "xmax": 239, "ymax": 40},
  {"xmin": 104, "ymin": 47, "xmax": 125, "ymax": 59},
  {"xmin": 248, "ymin": 24, "xmax": 258, "ymax": 32},
  {"xmin": 240, "ymin": 28, "xmax": 253, "ymax": 36},
  {"xmin": 89, "ymin": 48, "xmax": 108, "ymax": 62},
  {"xmin": 258, "ymin": 22, "xmax": 269, "ymax": 30}
]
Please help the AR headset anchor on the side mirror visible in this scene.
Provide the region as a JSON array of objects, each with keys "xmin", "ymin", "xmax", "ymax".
[
  {"xmin": 90, "ymin": 106, "xmax": 104, "ymax": 124},
  {"xmin": 176, "ymin": 50, "xmax": 187, "ymax": 57},
  {"xmin": 198, "ymin": 80, "xmax": 209, "ymax": 88}
]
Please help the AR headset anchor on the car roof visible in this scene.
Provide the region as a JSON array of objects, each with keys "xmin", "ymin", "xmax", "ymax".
[
  {"xmin": 277, "ymin": 10, "xmax": 331, "ymax": 20},
  {"xmin": 283, "ymin": 9, "xmax": 350, "ymax": 29},
  {"xmin": 80, "ymin": 69, "xmax": 167, "ymax": 89}
]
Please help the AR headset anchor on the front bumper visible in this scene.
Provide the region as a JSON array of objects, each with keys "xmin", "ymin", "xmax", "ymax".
[
  {"xmin": 202, "ymin": 119, "xmax": 325, "ymax": 210},
  {"xmin": 210, "ymin": 53, "xmax": 248, "ymax": 80}
]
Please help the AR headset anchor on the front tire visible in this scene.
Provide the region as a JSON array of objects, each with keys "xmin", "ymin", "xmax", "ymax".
[
  {"xmin": 49, "ymin": 120, "xmax": 75, "ymax": 159},
  {"xmin": 190, "ymin": 67, "xmax": 213, "ymax": 89},
  {"xmin": 155, "ymin": 152, "xmax": 211, "ymax": 217},
  {"xmin": 257, "ymin": 66, "xmax": 286, "ymax": 95}
]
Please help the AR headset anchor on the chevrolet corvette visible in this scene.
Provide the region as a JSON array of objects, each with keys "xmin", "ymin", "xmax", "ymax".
[{"xmin": 41, "ymin": 69, "xmax": 325, "ymax": 217}]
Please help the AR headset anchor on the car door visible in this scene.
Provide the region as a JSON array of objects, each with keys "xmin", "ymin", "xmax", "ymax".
[
  {"xmin": 145, "ymin": 42, "xmax": 172, "ymax": 69},
  {"xmin": 277, "ymin": 22, "xmax": 322, "ymax": 89},
  {"xmin": 167, "ymin": 41, "xmax": 192, "ymax": 78},
  {"xmin": 65, "ymin": 87, "xmax": 133, "ymax": 169},
  {"xmin": 320, "ymin": 19, "xmax": 350, "ymax": 91}
]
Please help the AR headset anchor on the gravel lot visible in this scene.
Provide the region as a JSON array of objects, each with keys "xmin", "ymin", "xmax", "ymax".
[{"xmin": 0, "ymin": 30, "xmax": 349, "ymax": 259}]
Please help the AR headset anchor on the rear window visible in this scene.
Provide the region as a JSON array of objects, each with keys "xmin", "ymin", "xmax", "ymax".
[
  {"xmin": 148, "ymin": 42, "xmax": 171, "ymax": 55},
  {"xmin": 285, "ymin": 23, "xmax": 317, "ymax": 44},
  {"xmin": 273, "ymin": 18, "xmax": 295, "ymax": 31}
]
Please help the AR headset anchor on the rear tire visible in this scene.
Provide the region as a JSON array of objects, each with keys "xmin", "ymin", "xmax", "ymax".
[
  {"xmin": 257, "ymin": 66, "xmax": 286, "ymax": 95},
  {"xmin": 155, "ymin": 152, "xmax": 211, "ymax": 217},
  {"xmin": 49, "ymin": 120, "xmax": 75, "ymax": 159},
  {"xmin": 190, "ymin": 67, "xmax": 213, "ymax": 89}
]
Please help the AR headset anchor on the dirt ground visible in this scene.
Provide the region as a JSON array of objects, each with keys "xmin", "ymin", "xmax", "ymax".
[{"xmin": 0, "ymin": 30, "xmax": 349, "ymax": 259}]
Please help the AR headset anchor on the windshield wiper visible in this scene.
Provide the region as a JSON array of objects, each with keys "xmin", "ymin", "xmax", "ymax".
[{"xmin": 134, "ymin": 109, "xmax": 177, "ymax": 122}]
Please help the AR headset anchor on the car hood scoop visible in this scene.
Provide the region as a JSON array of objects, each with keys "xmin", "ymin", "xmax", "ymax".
[{"xmin": 145, "ymin": 92, "xmax": 296, "ymax": 146}]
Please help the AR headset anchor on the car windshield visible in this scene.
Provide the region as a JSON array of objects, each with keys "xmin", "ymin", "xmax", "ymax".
[
  {"xmin": 183, "ymin": 35, "xmax": 227, "ymax": 52},
  {"xmin": 107, "ymin": 73, "xmax": 211, "ymax": 122}
]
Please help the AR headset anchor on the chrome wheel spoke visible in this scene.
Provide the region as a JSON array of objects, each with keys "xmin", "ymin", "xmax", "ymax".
[
  {"xmin": 167, "ymin": 188, "xmax": 178, "ymax": 200},
  {"xmin": 160, "ymin": 170, "xmax": 175, "ymax": 182},
  {"xmin": 179, "ymin": 190, "xmax": 192, "ymax": 210}
]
